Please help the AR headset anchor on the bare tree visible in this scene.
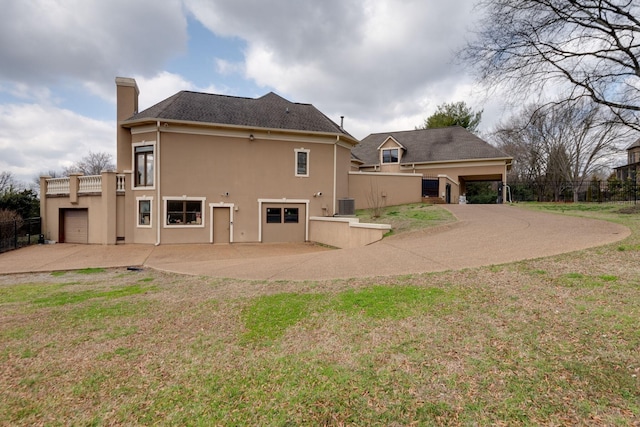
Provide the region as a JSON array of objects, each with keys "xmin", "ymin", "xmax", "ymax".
[
  {"xmin": 492, "ymin": 107, "xmax": 553, "ymax": 200},
  {"xmin": 0, "ymin": 208, "xmax": 21, "ymax": 223},
  {"xmin": 492, "ymin": 100, "xmax": 631, "ymax": 201},
  {"xmin": 0, "ymin": 172, "xmax": 16, "ymax": 194},
  {"xmin": 0, "ymin": 171, "xmax": 21, "ymax": 194},
  {"xmin": 365, "ymin": 179, "xmax": 387, "ymax": 218},
  {"xmin": 63, "ymin": 152, "xmax": 115, "ymax": 176},
  {"xmin": 463, "ymin": 0, "xmax": 640, "ymax": 130}
]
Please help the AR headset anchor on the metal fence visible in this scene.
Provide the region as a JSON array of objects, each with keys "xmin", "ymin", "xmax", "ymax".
[
  {"xmin": 508, "ymin": 180, "xmax": 638, "ymax": 204},
  {"xmin": 0, "ymin": 217, "xmax": 42, "ymax": 254}
]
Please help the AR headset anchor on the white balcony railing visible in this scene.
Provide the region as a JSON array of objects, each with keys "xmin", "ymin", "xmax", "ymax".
[
  {"xmin": 45, "ymin": 174, "xmax": 126, "ymax": 196},
  {"xmin": 46, "ymin": 178, "xmax": 70, "ymax": 195},
  {"xmin": 78, "ymin": 175, "xmax": 102, "ymax": 193},
  {"xmin": 116, "ymin": 174, "xmax": 126, "ymax": 192}
]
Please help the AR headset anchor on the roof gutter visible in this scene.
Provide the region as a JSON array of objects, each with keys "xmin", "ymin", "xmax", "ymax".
[{"xmin": 121, "ymin": 118, "xmax": 359, "ymax": 146}]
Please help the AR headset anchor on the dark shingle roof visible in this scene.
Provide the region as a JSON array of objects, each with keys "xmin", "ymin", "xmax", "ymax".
[
  {"xmin": 125, "ymin": 90, "xmax": 354, "ymax": 139},
  {"xmin": 352, "ymin": 126, "xmax": 510, "ymax": 165}
]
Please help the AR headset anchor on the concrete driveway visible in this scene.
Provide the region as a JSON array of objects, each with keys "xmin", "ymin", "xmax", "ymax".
[{"xmin": 0, "ymin": 205, "xmax": 629, "ymax": 280}]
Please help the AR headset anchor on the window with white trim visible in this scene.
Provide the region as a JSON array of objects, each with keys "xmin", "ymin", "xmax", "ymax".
[
  {"xmin": 295, "ymin": 148, "xmax": 309, "ymax": 177},
  {"xmin": 164, "ymin": 197, "xmax": 205, "ymax": 227},
  {"xmin": 137, "ymin": 197, "xmax": 153, "ymax": 227},
  {"xmin": 266, "ymin": 207, "xmax": 281, "ymax": 223},
  {"xmin": 133, "ymin": 142, "xmax": 155, "ymax": 188},
  {"xmin": 382, "ymin": 148, "xmax": 399, "ymax": 164},
  {"xmin": 284, "ymin": 207, "xmax": 299, "ymax": 223}
]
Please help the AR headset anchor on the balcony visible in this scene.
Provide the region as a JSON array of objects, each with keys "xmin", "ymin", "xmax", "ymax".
[{"xmin": 45, "ymin": 174, "xmax": 126, "ymax": 195}]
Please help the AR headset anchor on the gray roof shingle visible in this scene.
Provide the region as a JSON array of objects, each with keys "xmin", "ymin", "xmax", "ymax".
[
  {"xmin": 353, "ymin": 126, "xmax": 510, "ymax": 165},
  {"xmin": 125, "ymin": 90, "xmax": 354, "ymax": 138}
]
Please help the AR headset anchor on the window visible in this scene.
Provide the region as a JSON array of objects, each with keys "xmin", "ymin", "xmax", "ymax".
[
  {"xmin": 266, "ymin": 207, "xmax": 282, "ymax": 223},
  {"xmin": 382, "ymin": 148, "xmax": 399, "ymax": 164},
  {"xmin": 164, "ymin": 198, "xmax": 205, "ymax": 227},
  {"xmin": 295, "ymin": 148, "xmax": 309, "ymax": 177},
  {"xmin": 284, "ymin": 208, "xmax": 299, "ymax": 223},
  {"xmin": 134, "ymin": 144, "xmax": 154, "ymax": 187},
  {"xmin": 137, "ymin": 198, "xmax": 152, "ymax": 227}
]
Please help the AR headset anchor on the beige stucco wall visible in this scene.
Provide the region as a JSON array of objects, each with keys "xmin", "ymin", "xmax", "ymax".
[
  {"xmin": 348, "ymin": 172, "xmax": 423, "ymax": 210},
  {"xmin": 124, "ymin": 126, "xmax": 354, "ymax": 244},
  {"xmin": 41, "ymin": 171, "xmax": 120, "ymax": 244},
  {"xmin": 437, "ymin": 175, "xmax": 460, "ymax": 203},
  {"xmin": 309, "ymin": 217, "xmax": 390, "ymax": 248},
  {"xmin": 358, "ymin": 159, "xmax": 510, "ymax": 203},
  {"xmin": 42, "ymin": 195, "xmax": 103, "ymax": 244}
]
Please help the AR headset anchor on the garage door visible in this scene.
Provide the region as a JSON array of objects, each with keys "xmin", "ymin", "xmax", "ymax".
[
  {"xmin": 262, "ymin": 203, "xmax": 306, "ymax": 243},
  {"xmin": 63, "ymin": 209, "xmax": 88, "ymax": 244}
]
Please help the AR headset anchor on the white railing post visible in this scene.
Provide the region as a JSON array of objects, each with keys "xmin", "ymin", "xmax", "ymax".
[{"xmin": 116, "ymin": 174, "xmax": 126, "ymax": 192}]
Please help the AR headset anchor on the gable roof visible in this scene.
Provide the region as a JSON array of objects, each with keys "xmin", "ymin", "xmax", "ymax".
[
  {"xmin": 626, "ymin": 137, "xmax": 640, "ymax": 150},
  {"xmin": 353, "ymin": 126, "xmax": 510, "ymax": 166},
  {"xmin": 377, "ymin": 136, "xmax": 405, "ymax": 151},
  {"xmin": 123, "ymin": 90, "xmax": 355, "ymax": 141}
]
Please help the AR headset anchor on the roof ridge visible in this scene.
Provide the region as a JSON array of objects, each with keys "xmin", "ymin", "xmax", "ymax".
[
  {"xmin": 367, "ymin": 126, "xmax": 464, "ymax": 137},
  {"xmin": 180, "ymin": 90, "xmax": 255, "ymax": 101}
]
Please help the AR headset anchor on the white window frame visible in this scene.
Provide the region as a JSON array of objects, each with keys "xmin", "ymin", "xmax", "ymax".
[
  {"xmin": 381, "ymin": 148, "xmax": 399, "ymax": 164},
  {"xmin": 132, "ymin": 141, "xmax": 156, "ymax": 190},
  {"xmin": 209, "ymin": 202, "xmax": 234, "ymax": 243},
  {"xmin": 136, "ymin": 196, "xmax": 153, "ymax": 228},
  {"xmin": 258, "ymin": 198, "xmax": 309, "ymax": 242},
  {"xmin": 295, "ymin": 148, "xmax": 310, "ymax": 177},
  {"xmin": 163, "ymin": 196, "xmax": 206, "ymax": 228}
]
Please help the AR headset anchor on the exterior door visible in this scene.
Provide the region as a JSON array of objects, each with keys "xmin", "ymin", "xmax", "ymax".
[
  {"xmin": 62, "ymin": 209, "xmax": 88, "ymax": 244},
  {"xmin": 212, "ymin": 207, "xmax": 231, "ymax": 244}
]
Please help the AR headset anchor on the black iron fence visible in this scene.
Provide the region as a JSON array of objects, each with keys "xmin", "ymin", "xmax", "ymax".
[
  {"xmin": 0, "ymin": 217, "xmax": 42, "ymax": 254},
  {"xmin": 507, "ymin": 180, "xmax": 638, "ymax": 204}
]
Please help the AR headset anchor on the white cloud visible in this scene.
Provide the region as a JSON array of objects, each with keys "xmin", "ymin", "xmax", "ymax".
[
  {"xmin": 133, "ymin": 72, "xmax": 227, "ymax": 111},
  {"xmin": 0, "ymin": 0, "xmax": 188, "ymax": 95},
  {"xmin": 0, "ymin": 0, "xmax": 513, "ymax": 186},
  {"xmin": 0, "ymin": 103, "xmax": 113, "ymax": 183},
  {"xmin": 183, "ymin": 0, "xmax": 482, "ymax": 138},
  {"xmin": 215, "ymin": 59, "xmax": 244, "ymax": 76}
]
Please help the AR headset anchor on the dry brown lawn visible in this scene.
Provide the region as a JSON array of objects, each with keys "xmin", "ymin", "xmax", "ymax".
[{"xmin": 1, "ymin": 203, "xmax": 639, "ymax": 426}]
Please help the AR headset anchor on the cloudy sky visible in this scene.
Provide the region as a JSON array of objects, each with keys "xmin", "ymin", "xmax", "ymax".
[{"xmin": 0, "ymin": 0, "xmax": 507, "ymax": 184}]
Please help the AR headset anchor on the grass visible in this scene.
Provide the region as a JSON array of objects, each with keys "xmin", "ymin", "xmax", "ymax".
[
  {"xmin": 0, "ymin": 203, "xmax": 639, "ymax": 425},
  {"xmin": 356, "ymin": 202, "xmax": 456, "ymax": 235}
]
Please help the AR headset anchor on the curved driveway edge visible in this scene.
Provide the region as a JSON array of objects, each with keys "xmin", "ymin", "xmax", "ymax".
[
  {"xmin": 145, "ymin": 205, "xmax": 629, "ymax": 280},
  {"xmin": 0, "ymin": 205, "xmax": 629, "ymax": 280}
]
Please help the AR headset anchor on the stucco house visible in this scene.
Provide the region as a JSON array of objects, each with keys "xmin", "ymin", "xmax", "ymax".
[
  {"xmin": 349, "ymin": 127, "xmax": 512, "ymax": 207},
  {"xmin": 40, "ymin": 77, "xmax": 392, "ymax": 247},
  {"xmin": 614, "ymin": 137, "xmax": 640, "ymax": 182},
  {"xmin": 40, "ymin": 78, "xmax": 513, "ymax": 247}
]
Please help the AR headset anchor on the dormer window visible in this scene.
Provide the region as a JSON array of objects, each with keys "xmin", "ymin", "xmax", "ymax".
[{"xmin": 382, "ymin": 148, "xmax": 399, "ymax": 164}]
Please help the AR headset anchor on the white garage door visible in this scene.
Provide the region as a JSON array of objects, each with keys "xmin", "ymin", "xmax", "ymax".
[{"xmin": 63, "ymin": 209, "xmax": 88, "ymax": 244}]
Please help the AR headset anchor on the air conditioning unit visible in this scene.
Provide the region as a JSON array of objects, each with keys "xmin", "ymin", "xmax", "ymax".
[{"xmin": 337, "ymin": 198, "xmax": 355, "ymax": 216}]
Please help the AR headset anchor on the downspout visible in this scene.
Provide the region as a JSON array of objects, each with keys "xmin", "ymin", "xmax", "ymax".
[
  {"xmin": 155, "ymin": 121, "xmax": 161, "ymax": 246},
  {"xmin": 333, "ymin": 136, "xmax": 338, "ymax": 216}
]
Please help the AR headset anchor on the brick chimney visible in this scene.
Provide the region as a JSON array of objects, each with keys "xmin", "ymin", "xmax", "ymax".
[{"xmin": 115, "ymin": 77, "xmax": 139, "ymax": 172}]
